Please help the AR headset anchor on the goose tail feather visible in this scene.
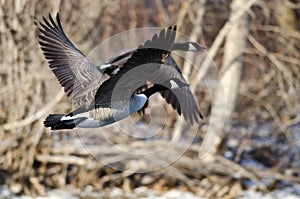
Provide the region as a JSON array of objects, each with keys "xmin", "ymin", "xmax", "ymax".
[{"xmin": 44, "ymin": 114, "xmax": 76, "ymax": 130}]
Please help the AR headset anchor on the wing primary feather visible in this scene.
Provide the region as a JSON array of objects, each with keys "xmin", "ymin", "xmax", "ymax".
[{"xmin": 36, "ymin": 13, "xmax": 103, "ymax": 107}]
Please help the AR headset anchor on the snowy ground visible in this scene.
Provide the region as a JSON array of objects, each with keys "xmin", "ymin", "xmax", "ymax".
[
  {"xmin": 1, "ymin": 185, "xmax": 300, "ymax": 199},
  {"xmin": 1, "ymin": 123, "xmax": 299, "ymax": 199}
]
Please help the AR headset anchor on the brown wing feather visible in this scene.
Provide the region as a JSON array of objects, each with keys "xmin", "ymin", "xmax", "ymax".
[{"xmin": 36, "ymin": 13, "xmax": 104, "ymax": 107}]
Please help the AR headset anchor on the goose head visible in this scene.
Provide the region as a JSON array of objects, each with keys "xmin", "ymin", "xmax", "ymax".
[{"xmin": 162, "ymin": 78, "xmax": 189, "ymax": 89}]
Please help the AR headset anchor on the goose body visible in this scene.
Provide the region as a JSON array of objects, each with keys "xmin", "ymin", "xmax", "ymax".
[
  {"xmin": 45, "ymin": 94, "xmax": 147, "ymax": 129},
  {"xmin": 36, "ymin": 13, "xmax": 203, "ymax": 130}
]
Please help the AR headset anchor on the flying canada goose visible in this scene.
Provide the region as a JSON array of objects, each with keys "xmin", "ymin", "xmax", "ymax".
[
  {"xmin": 36, "ymin": 13, "xmax": 203, "ymax": 130},
  {"xmin": 98, "ymin": 38, "xmax": 205, "ymax": 122}
]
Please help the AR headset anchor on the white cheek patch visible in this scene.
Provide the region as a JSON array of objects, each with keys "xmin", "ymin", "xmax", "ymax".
[
  {"xmin": 99, "ymin": 63, "xmax": 112, "ymax": 70},
  {"xmin": 170, "ymin": 80, "xmax": 179, "ymax": 89},
  {"xmin": 188, "ymin": 43, "xmax": 198, "ymax": 51}
]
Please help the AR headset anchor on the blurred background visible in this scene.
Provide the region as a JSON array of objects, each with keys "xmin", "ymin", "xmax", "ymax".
[{"xmin": 0, "ymin": 0, "xmax": 299, "ymax": 198}]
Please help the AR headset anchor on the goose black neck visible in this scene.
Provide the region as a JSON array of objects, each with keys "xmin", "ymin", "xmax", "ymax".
[
  {"xmin": 142, "ymin": 84, "xmax": 168, "ymax": 98},
  {"xmin": 172, "ymin": 43, "xmax": 189, "ymax": 51}
]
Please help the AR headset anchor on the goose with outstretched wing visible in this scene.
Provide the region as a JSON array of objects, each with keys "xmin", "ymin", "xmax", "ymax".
[
  {"xmin": 36, "ymin": 13, "xmax": 202, "ymax": 130},
  {"xmin": 98, "ymin": 35, "xmax": 205, "ymax": 124}
]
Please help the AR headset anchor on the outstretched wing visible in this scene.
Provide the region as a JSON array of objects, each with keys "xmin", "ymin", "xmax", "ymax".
[
  {"xmin": 160, "ymin": 87, "xmax": 202, "ymax": 124},
  {"xmin": 36, "ymin": 13, "xmax": 104, "ymax": 107},
  {"xmin": 93, "ymin": 26, "xmax": 177, "ymax": 105},
  {"xmin": 149, "ymin": 56, "xmax": 203, "ymax": 124}
]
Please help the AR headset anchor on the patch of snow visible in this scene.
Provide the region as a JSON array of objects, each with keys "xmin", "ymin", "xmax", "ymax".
[
  {"xmin": 109, "ymin": 187, "xmax": 125, "ymax": 198},
  {"xmin": 240, "ymin": 189, "xmax": 300, "ymax": 199},
  {"xmin": 159, "ymin": 189, "xmax": 204, "ymax": 199},
  {"xmin": 1, "ymin": 185, "xmax": 300, "ymax": 199}
]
